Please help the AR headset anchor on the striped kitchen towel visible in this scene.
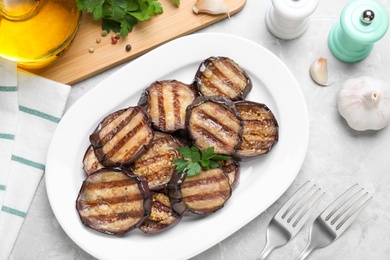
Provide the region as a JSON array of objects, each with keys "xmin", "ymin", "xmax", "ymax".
[{"xmin": 0, "ymin": 58, "xmax": 71, "ymax": 259}]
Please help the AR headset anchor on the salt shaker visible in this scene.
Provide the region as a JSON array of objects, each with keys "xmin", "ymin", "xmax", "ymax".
[
  {"xmin": 265, "ymin": 0, "xmax": 319, "ymax": 40},
  {"xmin": 328, "ymin": 0, "xmax": 389, "ymax": 62}
]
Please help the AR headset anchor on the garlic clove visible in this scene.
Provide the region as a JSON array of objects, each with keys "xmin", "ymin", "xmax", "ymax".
[
  {"xmin": 337, "ymin": 76, "xmax": 390, "ymax": 131},
  {"xmin": 309, "ymin": 57, "xmax": 328, "ymax": 86},
  {"xmin": 193, "ymin": 0, "xmax": 229, "ymax": 15}
]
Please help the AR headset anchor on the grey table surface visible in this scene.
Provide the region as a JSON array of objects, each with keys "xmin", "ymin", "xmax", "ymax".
[{"xmin": 10, "ymin": 0, "xmax": 390, "ymax": 259}]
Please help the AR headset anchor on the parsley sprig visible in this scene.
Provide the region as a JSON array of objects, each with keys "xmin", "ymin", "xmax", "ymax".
[
  {"xmin": 77, "ymin": 0, "xmax": 180, "ymax": 37},
  {"xmin": 173, "ymin": 146, "xmax": 230, "ymax": 177}
]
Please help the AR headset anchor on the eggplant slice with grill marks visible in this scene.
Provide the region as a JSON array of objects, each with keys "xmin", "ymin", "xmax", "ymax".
[
  {"xmin": 132, "ymin": 131, "xmax": 187, "ymax": 190},
  {"xmin": 169, "ymin": 168, "xmax": 232, "ymax": 216},
  {"xmin": 82, "ymin": 145, "xmax": 104, "ymax": 175},
  {"xmin": 89, "ymin": 106, "xmax": 154, "ymax": 167},
  {"xmin": 76, "ymin": 168, "xmax": 152, "ymax": 235},
  {"xmin": 194, "ymin": 56, "xmax": 252, "ymax": 101},
  {"xmin": 186, "ymin": 96, "xmax": 243, "ymax": 155},
  {"xmin": 138, "ymin": 80, "xmax": 197, "ymax": 133},
  {"xmin": 139, "ymin": 191, "xmax": 181, "ymax": 234},
  {"xmin": 218, "ymin": 158, "xmax": 240, "ymax": 190},
  {"xmin": 234, "ymin": 101, "xmax": 278, "ymax": 161}
]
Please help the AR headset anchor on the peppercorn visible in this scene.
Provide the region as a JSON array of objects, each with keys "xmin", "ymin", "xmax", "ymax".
[
  {"xmin": 125, "ymin": 44, "xmax": 132, "ymax": 52},
  {"xmin": 111, "ymin": 38, "xmax": 118, "ymax": 44},
  {"xmin": 89, "ymin": 47, "xmax": 94, "ymax": 53},
  {"xmin": 101, "ymin": 30, "xmax": 108, "ymax": 37}
]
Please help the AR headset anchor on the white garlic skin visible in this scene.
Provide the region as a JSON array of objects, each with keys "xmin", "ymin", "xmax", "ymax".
[
  {"xmin": 193, "ymin": 0, "xmax": 229, "ymax": 15},
  {"xmin": 338, "ymin": 76, "xmax": 390, "ymax": 131},
  {"xmin": 310, "ymin": 57, "xmax": 328, "ymax": 86}
]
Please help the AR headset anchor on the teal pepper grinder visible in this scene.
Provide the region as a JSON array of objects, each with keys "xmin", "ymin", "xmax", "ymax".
[{"xmin": 328, "ymin": 0, "xmax": 389, "ymax": 62}]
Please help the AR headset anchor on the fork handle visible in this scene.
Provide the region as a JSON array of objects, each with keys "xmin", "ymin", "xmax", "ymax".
[
  {"xmin": 256, "ymin": 242, "xmax": 274, "ymax": 260},
  {"xmin": 295, "ymin": 241, "xmax": 317, "ymax": 260}
]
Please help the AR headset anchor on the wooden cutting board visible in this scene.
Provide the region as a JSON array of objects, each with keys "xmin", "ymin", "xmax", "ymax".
[{"xmin": 34, "ymin": 0, "xmax": 246, "ymax": 85}]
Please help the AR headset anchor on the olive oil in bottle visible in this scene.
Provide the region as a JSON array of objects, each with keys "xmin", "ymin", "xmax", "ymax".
[{"xmin": 0, "ymin": 0, "xmax": 81, "ymax": 69}]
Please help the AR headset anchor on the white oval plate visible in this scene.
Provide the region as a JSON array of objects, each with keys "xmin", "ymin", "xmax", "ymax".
[{"xmin": 46, "ymin": 33, "xmax": 309, "ymax": 260}]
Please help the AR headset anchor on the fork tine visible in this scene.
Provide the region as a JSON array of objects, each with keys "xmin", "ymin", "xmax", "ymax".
[
  {"xmin": 321, "ymin": 184, "xmax": 373, "ymax": 236},
  {"xmin": 335, "ymin": 193, "xmax": 372, "ymax": 233},
  {"xmin": 330, "ymin": 188, "xmax": 365, "ymax": 225},
  {"xmin": 276, "ymin": 181, "xmax": 312, "ymax": 219},
  {"xmin": 321, "ymin": 183, "xmax": 359, "ymax": 221},
  {"xmin": 285, "ymin": 185, "xmax": 319, "ymax": 221},
  {"xmin": 292, "ymin": 188, "xmax": 324, "ymax": 229},
  {"xmin": 275, "ymin": 181, "xmax": 324, "ymax": 230}
]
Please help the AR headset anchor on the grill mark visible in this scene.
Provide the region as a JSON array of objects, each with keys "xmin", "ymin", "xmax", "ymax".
[
  {"xmin": 100, "ymin": 108, "xmax": 139, "ymax": 144},
  {"xmin": 156, "ymin": 84, "xmax": 165, "ymax": 130},
  {"xmin": 182, "ymin": 175, "xmax": 228, "ymax": 189},
  {"xmin": 81, "ymin": 194, "xmax": 144, "ymax": 208},
  {"xmin": 206, "ymin": 102, "xmax": 241, "ymax": 124},
  {"xmin": 85, "ymin": 210, "xmax": 144, "ymax": 223},
  {"xmin": 106, "ymin": 118, "xmax": 148, "ymax": 160},
  {"xmin": 243, "ymin": 121, "xmax": 277, "ymax": 138},
  {"xmin": 243, "ymin": 120, "xmax": 277, "ymax": 132},
  {"xmin": 201, "ymin": 76, "xmax": 224, "ymax": 96},
  {"xmin": 195, "ymin": 110, "xmax": 239, "ymax": 138},
  {"xmin": 182, "ymin": 190, "xmax": 230, "ymax": 203},
  {"xmin": 218, "ymin": 59, "xmax": 246, "ymax": 88},
  {"xmin": 190, "ymin": 124, "xmax": 228, "ymax": 150},
  {"xmin": 172, "ymin": 83, "xmax": 181, "ymax": 129},
  {"xmin": 122, "ymin": 126, "xmax": 152, "ymax": 161},
  {"xmin": 209, "ymin": 62, "xmax": 242, "ymax": 95},
  {"xmin": 240, "ymin": 137, "xmax": 274, "ymax": 150},
  {"xmin": 244, "ymin": 118, "xmax": 277, "ymax": 126},
  {"xmin": 85, "ymin": 178, "xmax": 137, "ymax": 190},
  {"xmin": 240, "ymin": 121, "xmax": 277, "ymax": 150},
  {"xmin": 153, "ymin": 200, "xmax": 172, "ymax": 213}
]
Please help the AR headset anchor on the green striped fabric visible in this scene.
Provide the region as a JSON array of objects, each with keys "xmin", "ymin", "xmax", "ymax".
[
  {"xmin": 11, "ymin": 155, "xmax": 45, "ymax": 171},
  {"xmin": 19, "ymin": 105, "xmax": 61, "ymax": 123},
  {"xmin": 0, "ymin": 59, "xmax": 70, "ymax": 259},
  {"xmin": 1, "ymin": 206, "xmax": 26, "ymax": 218},
  {"xmin": 0, "ymin": 133, "xmax": 15, "ymax": 140},
  {"xmin": 0, "ymin": 86, "xmax": 17, "ymax": 92}
]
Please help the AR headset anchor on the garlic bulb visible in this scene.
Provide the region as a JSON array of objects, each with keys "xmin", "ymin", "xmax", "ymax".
[
  {"xmin": 338, "ymin": 76, "xmax": 390, "ymax": 131},
  {"xmin": 309, "ymin": 57, "xmax": 328, "ymax": 86},
  {"xmin": 193, "ymin": 0, "xmax": 229, "ymax": 15}
]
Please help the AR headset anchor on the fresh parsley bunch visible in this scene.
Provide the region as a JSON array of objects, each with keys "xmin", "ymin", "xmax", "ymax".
[
  {"xmin": 77, "ymin": 0, "xmax": 180, "ymax": 37},
  {"xmin": 174, "ymin": 146, "xmax": 231, "ymax": 177}
]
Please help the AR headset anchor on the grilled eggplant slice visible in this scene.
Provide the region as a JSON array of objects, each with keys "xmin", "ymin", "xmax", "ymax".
[
  {"xmin": 194, "ymin": 56, "xmax": 252, "ymax": 100},
  {"xmin": 139, "ymin": 191, "xmax": 181, "ymax": 234},
  {"xmin": 132, "ymin": 131, "xmax": 186, "ymax": 190},
  {"xmin": 218, "ymin": 159, "xmax": 240, "ymax": 190},
  {"xmin": 76, "ymin": 168, "xmax": 152, "ymax": 235},
  {"xmin": 138, "ymin": 80, "xmax": 197, "ymax": 133},
  {"xmin": 90, "ymin": 106, "xmax": 154, "ymax": 167},
  {"xmin": 82, "ymin": 145, "xmax": 104, "ymax": 175},
  {"xmin": 234, "ymin": 101, "xmax": 278, "ymax": 161},
  {"xmin": 186, "ymin": 96, "xmax": 243, "ymax": 155},
  {"xmin": 169, "ymin": 168, "xmax": 232, "ymax": 215}
]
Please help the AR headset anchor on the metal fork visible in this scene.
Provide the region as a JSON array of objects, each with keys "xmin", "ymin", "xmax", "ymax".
[
  {"xmin": 256, "ymin": 181, "xmax": 325, "ymax": 260},
  {"xmin": 296, "ymin": 183, "xmax": 373, "ymax": 260}
]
